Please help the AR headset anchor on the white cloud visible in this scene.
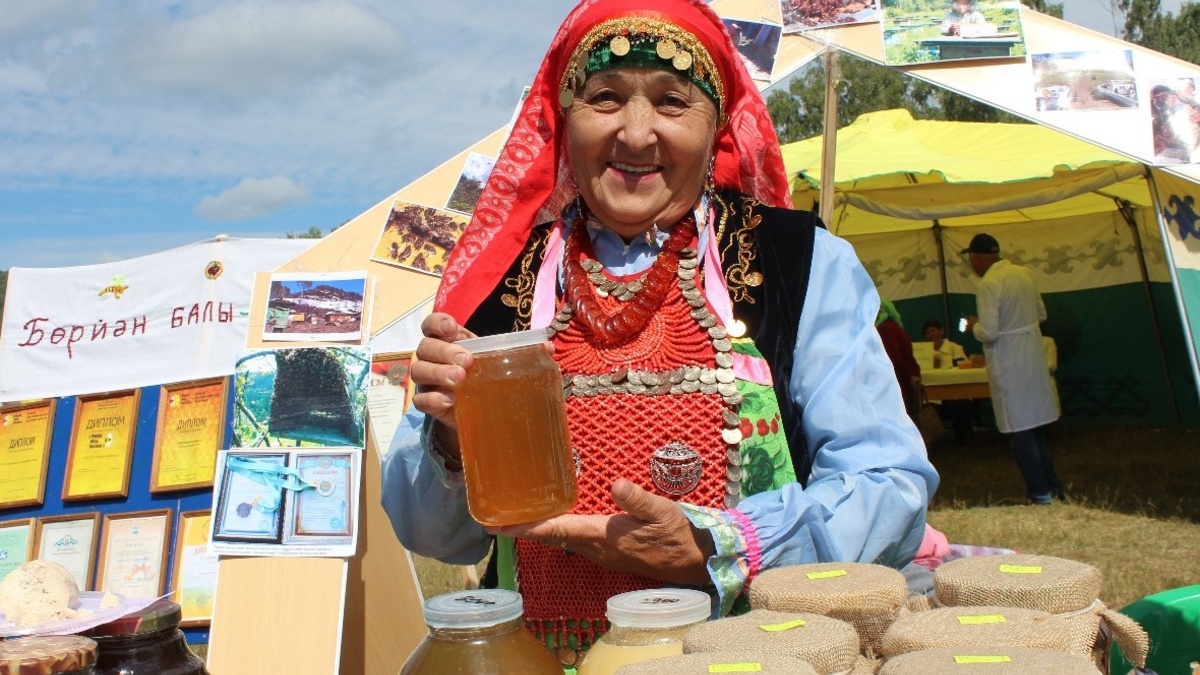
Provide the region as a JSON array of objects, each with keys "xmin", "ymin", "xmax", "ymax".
[
  {"xmin": 195, "ymin": 176, "xmax": 310, "ymax": 221},
  {"xmin": 0, "ymin": 0, "xmax": 97, "ymax": 40},
  {"xmin": 117, "ymin": 0, "xmax": 406, "ymax": 99}
]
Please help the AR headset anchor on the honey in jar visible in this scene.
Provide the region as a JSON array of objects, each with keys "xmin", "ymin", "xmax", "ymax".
[
  {"xmin": 80, "ymin": 600, "xmax": 207, "ymax": 675},
  {"xmin": 0, "ymin": 635, "xmax": 97, "ymax": 675},
  {"xmin": 453, "ymin": 330, "xmax": 576, "ymax": 526},
  {"xmin": 399, "ymin": 589, "xmax": 561, "ymax": 675},
  {"xmin": 576, "ymin": 588, "xmax": 712, "ymax": 675}
]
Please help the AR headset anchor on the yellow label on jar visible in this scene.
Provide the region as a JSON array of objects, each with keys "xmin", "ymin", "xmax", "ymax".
[
  {"xmin": 953, "ymin": 656, "xmax": 1013, "ymax": 664},
  {"xmin": 709, "ymin": 665, "xmax": 763, "ymax": 673},
  {"xmin": 805, "ymin": 569, "xmax": 847, "ymax": 580},
  {"xmin": 998, "ymin": 564, "xmax": 1043, "ymax": 574},
  {"xmin": 759, "ymin": 618, "xmax": 807, "ymax": 632},
  {"xmin": 957, "ymin": 615, "xmax": 1006, "ymax": 625}
]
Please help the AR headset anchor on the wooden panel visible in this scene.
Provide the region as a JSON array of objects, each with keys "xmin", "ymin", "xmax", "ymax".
[
  {"xmin": 341, "ymin": 435, "xmax": 428, "ymax": 675},
  {"xmin": 207, "ymin": 557, "xmax": 347, "ymax": 674},
  {"xmin": 926, "ymin": 382, "xmax": 991, "ymax": 400}
]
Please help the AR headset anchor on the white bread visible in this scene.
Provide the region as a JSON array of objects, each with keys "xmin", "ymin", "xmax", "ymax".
[{"xmin": 0, "ymin": 560, "xmax": 81, "ymax": 628}]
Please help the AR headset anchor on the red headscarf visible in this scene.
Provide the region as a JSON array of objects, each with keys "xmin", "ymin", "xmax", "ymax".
[{"xmin": 435, "ymin": 0, "xmax": 791, "ymax": 323}]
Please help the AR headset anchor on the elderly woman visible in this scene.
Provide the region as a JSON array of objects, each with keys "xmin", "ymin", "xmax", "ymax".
[{"xmin": 383, "ymin": 0, "xmax": 938, "ymax": 659}]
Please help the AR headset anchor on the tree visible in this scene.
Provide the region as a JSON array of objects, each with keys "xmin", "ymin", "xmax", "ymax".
[
  {"xmin": 766, "ymin": 52, "xmax": 1028, "ymax": 144},
  {"xmin": 1120, "ymin": 0, "xmax": 1200, "ymax": 65},
  {"xmin": 285, "ymin": 226, "xmax": 324, "ymax": 239}
]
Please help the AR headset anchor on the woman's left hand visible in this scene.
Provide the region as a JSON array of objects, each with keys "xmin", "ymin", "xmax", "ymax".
[{"xmin": 488, "ymin": 478, "xmax": 716, "ymax": 586}]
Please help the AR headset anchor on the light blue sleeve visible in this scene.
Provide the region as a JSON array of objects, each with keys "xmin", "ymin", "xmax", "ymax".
[
  {"xmin": 684, "ymin": 229, "xmax": 939, "ymax": 613},
  {"xmin": 380, "ymin": 410, "xmax": 493, "ymax": 565}
]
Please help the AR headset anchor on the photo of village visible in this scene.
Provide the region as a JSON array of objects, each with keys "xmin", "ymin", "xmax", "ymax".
[
  {"xmin": 263, "ymin": 273, "xmax": 367, "ymax": 342},
  {"xmin": 1031, "ymin": 50, "xmax": 1139, "ymax": 112},
  {"xmin": 370, "ymin": 200, "xmax": 469, "ymax": 277}
]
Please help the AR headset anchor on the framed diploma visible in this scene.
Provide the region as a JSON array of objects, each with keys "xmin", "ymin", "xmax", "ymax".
[
  {"xmin": 63, "ymin": 390, "xmax": 140, "ymax": 501},
  {"xmin": 171, "ymin": 510, "xmax": 218, "ymax": 627},
  {"xmin": 33, "ymin": 512, "xmax": 100, "ymax": 590},
  {"xmin": 0, "ymin": 400, "xmax": 55, "ymax": 510},
  {"xmin": 0, "ymin": 518, "xmax": 36, "ymax": 583},
  {"xmin": 150, "ymin": 378, "xmax": 229, "ymax": 493},
  {"xmin": 290, "ymin": 451, "xmax": 356, "ymax": 541},
  {"xmin": 212, "ymin": 451, "xmax": 287, "ymax": 544},
  {"xmin": 97, "ymin": 509, "xmax": 171, "ymax": 599}
]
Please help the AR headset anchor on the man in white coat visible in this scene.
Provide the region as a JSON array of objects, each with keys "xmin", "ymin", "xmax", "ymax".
[{"xmin": 963, "ymin": 233, "xmax": 1064, "ymax": 505}]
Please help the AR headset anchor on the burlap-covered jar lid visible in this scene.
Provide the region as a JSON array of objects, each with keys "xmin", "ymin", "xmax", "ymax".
[
  {"xmin": 934, "ymin": 554, "xmax": 1102, "ymax": 614},
  {"xmin": 615, "ymin": 651, "xmax": 819, "ymax": 675},
  {"xmin": 880, "ymin": 606, "xmax": 1078, "ymax": 659},
  {"xmin": 748, "ymin": 562, "xmax": 906, "ymax": 655},
  {"xmin": 878, "ymin": 646, "xmax": 1102, "ymax": 674},
  {"xmin": 682, "ymin": 609, "xmax": 859, "ymax": 675}
]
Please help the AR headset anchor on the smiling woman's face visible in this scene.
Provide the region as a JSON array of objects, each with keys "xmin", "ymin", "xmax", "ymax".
[{"xmin": 565, "ymin": 67, "xmax": 718, "ymax": 239}]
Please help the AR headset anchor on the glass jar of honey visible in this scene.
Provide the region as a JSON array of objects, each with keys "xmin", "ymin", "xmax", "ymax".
[
  {"xmin": 576, "ymin": 588, "xmax": 712, "ymax": 675},
  {"xmin": 453, "ymin": 330, "xmax": 576, "ymax": 526},
  {"xmin": 400, "ymin": 589, "xmax": 562, "ymax": 675},
  {"xmin": 0, "ymin": 635, "xmax": 98, "ymax": 675},
  {"xmin": 80, "ymin": 600, "xmax": 207, "ymax": 675}
]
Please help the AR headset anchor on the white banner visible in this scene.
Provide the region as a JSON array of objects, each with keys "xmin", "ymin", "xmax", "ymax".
[{"xmin": 0, "ymin": 237, "xmax": 314, "ymax": 402}]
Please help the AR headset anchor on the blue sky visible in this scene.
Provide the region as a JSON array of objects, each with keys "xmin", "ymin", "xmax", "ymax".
[{"xmin": 0, "ymin": 0, "xmax": 1180, "ymax": 270}]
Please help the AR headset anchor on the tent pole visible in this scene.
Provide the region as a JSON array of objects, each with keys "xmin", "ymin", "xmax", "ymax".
[
  {"xmin": 818, "ymin": 50, "xmax": 839, "ymax": 227},
  {"xmin": 1116, "ymin": 197, "xmax": 1182, "ymax": 425},
  {"xmin": 1146, "ymin": 168, "xmax": 1200, "ymax": 402},
  {"xmin": 932, "ymin": 220, "xmax": 951, "ymax": 330}
]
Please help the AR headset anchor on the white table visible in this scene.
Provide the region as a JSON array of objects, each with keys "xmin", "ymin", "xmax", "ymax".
[{"xmin": 923, "ymin": 367, "xmax": 990, "ymax": 400}]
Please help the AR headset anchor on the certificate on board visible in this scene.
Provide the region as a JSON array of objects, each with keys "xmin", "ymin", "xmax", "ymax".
[
  {"xmin": 292, "ymin": 452, "xmax": 355, "ymax": 538},
  {"xmin": 172, "ymin": 510, "xmax": 218, "ymax": 627},
  {"xmin": 34, "ymin": 512, "xmax": 100, "ymax": 590},
  {"xmin": 64, "ymin": 391, "xmax": 139, "ymax": 501},
  {"xmin": 151, "ymin": 378, "xmax": 228, "ymax": 492},
  {"xmin": 366, "ymin": 353, "xmax": 413, "ymax": 463},
  {"xmin": 97, "ymin": 509, "xmax": 171, "ymax": 599},
  {"xmin": 0, "ymin": 518, "xmax": 35, "ymax": 583},
  {"xmin": 211, "ymin": 451, "xmax": 287, "ymax": 544},
  {"xmin": 0, "ymin": 400, "xmax": 55, "ymax": 509}
]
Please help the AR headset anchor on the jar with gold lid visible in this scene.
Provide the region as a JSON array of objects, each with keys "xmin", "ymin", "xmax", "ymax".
[
  {"xmin": 0, "ymin": 635, "xmax": 97, "ymax": 675},
  {"xmin": 80, "ymin": 599, "xmax": 206, "ymax": 675}
]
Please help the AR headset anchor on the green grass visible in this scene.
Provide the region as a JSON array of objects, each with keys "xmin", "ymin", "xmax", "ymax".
[{"xmin": 411, "ymin": 426, "xmax": 1200, "ymax": 611}]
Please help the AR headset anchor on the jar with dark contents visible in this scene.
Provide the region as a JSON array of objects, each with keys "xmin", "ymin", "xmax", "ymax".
[
  {"xmin": 0, "ymin": 635, "xmax": 98, "ymax": 675},
  {"xmin": 80, "ymin": 600, "xmax": 207, "ymax": 675}
]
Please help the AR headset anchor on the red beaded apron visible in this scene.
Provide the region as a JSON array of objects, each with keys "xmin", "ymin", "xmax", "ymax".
[{"xmin": 516, "ymin": 225, "xmax": 743, "ymax": 649}]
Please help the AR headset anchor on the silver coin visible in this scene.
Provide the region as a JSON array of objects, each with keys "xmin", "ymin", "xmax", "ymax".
[
  {"xmin": 627, "ymin": 280, "xmax": 643, "ymax": 293},
  {"xmin": 611, "ymin": 367, "xmax": 628, "ymax": 383},
  {"xmin": 668, "ymin": 385, "xmax": 683, "ymax": 395},
  {"xmin": 699, "ymin": 383, "xmax": 719, "ymax": 395},
  {"xmin": 724, "ymin": 393, "xmax": 744, "ymax": 406},
  {"xmin": 642, "ymin": 372, "xmax": 660, "ymax": 386},
  {"xmin": 712, "ymin": 338, "xmax": 732, "ymax": 352},
  {"xmin": 716, "ymin": 369, "xmax": 736, "ymax": 384},
  {"xmin": 598, "ymin": 386, "xmax": 612, "ymax": 396},
  {"xmin": 709, "ymin": 326, "xmax": 728, "ymax": 340},
  {"xmin": 572, "ymin": 375, "xmax": 587, "ymax": 388},
  {"xmin": 721, "ymin": 428, "xmax": 743, "ymax": 445},
  {"xmin": 715, "ymin": 352, "xmax": 734, "ymax": 368},
  {"xmin": 727, "ymin": 466, "xmax": 742, "ymax": 482},
  {"xmin": 668, "ymin": 369, "xmax": 685, "ymax": 384},
  {"xmin": 678, "ymin": 279, "xmax": 696, "ymax": 291},
  {"xmin": 722, "ymin": 410, "xmax": 741, "ymax": 426},
  {"xmin": 700, "ymin": 370, "xmax": 717, "ymax": 385},
  {"xmin": 628, "ymin": 384, "xmax": 648, "ymax": 395},
  {"xmin": 679, "ymin": 258, "xmax": 699, "ymax": 270},
  {"xmin": 717, "ymin": 382, "xmax": 738, "ymax": 397},
  {"xmin": 698, "ymin": 315, "xmax": 717, "ymax": 328},
  {"xmin": 598, "ymin": 374, "xmax": 612, "ymax": 387},
  {"xmin": 683, "ymin": 366, "xmax": 701, "ymax": 381},
  {"xmin": 681, "ymin": 380, "xmax": 700, "ymax": 393},
  {"xmin": 727, "ymin": 448, "xmax": 743, "ymax": 465},
  {"xmin": 627, "ymin": 370, "xmax": 643, "ymax": 385}
]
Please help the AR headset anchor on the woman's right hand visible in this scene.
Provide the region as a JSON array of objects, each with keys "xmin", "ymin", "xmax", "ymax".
[{"xmin": 411, "ymin": 313, "xmax": 476, "ymax": 440}]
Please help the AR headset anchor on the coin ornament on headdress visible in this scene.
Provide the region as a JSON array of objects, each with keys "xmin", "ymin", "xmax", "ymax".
[{"xmin": 558, "ymin": 16, "xmax": 726, "ymax": 121}]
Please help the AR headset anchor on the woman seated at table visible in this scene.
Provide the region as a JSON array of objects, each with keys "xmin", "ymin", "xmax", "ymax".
[
  {"xmin": 382, "ymin": 0, "xmax": 938, "ymax": 662},
  {"xmin": 922, "ymin": 318, "xmax": 976, "ymax": 444},
  {"xmin": 922, "ymin": 319, "xmax": 968, "ymax": 369}
]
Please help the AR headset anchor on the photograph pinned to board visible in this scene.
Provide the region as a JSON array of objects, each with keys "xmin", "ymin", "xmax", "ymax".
[
  {"xmin": 232, "ymin": 346, "xmax": 370, "ymax": 449},
  {"xmin": 0, "ymin": 518, "xmax": 35, "ymax": 583},
  {"xmin": 262, "ymin": 271, "xmax": 369, "ymax": 342},
  {"xmin": 63, "ymin": 390, "xmax": 139, "ymax": 501},
  {"xmin": 1031, "ymin": 50, "xmax": 1138, "ymax": 112},
  {"xmin": 150, "ymin": 377, "xmax": 228, "ymax": 493},
  {"xmin": 212, "ymin": 451, "xmax": 287, "ymax": 544},
  {"xmin": 1148, "ymin": 76, "xmax": 1200, "ymax": 165},
  {"xmin": 33, "ymin": 512, "xmax": 100, "ymax": 590},
  {"xmin": 780, "ymin": 0, "xmax": 879, "ymax": 33},
  {"xmin": 96, "ymin": 509, "xmax": 172, "ymax": 599},
  {"xmin": 366, "ymin": 352, "xmax": 414, "ymax": 460},
  {"xmin": 369, "ymin": 200, "xmax": 470, "ymax": 277},
  {"xmin": 209, "ymin": 448, "xmax": 361, "ymax": 557},
  {"xmin": 445, "ymin": 153, "xmax": 497, "ymax": 215},
  {"xmin": 880, "ymin": 0, "xmax": 1025, "ymax": 66},
  {"xmin": 0, "ymin": 400, "xmax": 55, "ymax": 510},
  {"xmin": 171, "ymin": 510, "xmax": 218, "ymax": 626},
  {"xmin": 721, "ymin": 19, "xmax": 783, "ymax": 82}
]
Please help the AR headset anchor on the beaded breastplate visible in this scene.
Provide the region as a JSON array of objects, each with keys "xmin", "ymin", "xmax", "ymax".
[{"xmin": 516, "ymin": 225, "xmax": 749, "ymax": 650}]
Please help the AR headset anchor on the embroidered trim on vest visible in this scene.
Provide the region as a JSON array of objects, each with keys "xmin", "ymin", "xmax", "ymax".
[
  {"xmin": 500, "ymin": 225, "xmax": 549, "ymax": 331},
  {"xmin": 722, "ymin": 196, "xmax": 764, "ymax": 304}
]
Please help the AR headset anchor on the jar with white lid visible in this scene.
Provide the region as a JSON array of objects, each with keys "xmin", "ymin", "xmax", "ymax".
[
  {"xmin": 399, "ymin": 589, "xmax": 561, "ymax": 675},
  {"xmin": 576, "ymin": 588, "xmax": 712, "ymax": 675}
]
